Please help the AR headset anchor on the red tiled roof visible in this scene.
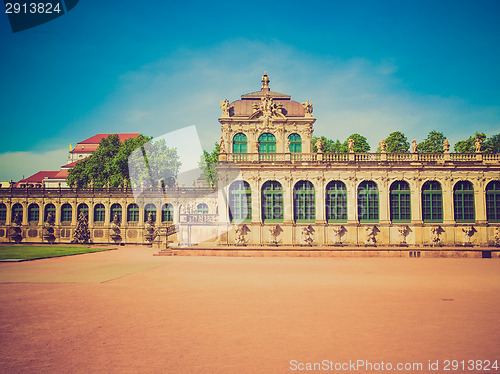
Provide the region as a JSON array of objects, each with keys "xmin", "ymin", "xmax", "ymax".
[
  {"xmin": 70, "ymin": 144, "xmax": 99, "ymax": 154},
  {"xmin": 14, "ymin": 171, "xmax": 60, "ymax": 187},
  {"xmin": 61, "ymin": 161, "xmax": 80, "ymax": 168},
  {"xmin": 53, "ymin": 169, "xmax": 68, "ymax": 179},
  {"xmin": 78, "ymin": 133, "xmax": 141, "ymax": 144}
]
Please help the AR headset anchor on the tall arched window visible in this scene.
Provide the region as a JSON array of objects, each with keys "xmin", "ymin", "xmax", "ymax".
[
  {"xmin": 258, "ymin": 133, "xmax": 276, "ymax": 153},
  {"xmin": 262, "ymin": 181, "xmax": 283, "ymax": 222},
  {"xmin": 422, "ymin": 181, "xmax": 443, "ymax": 222},
  {"xmin": 390, "ymin": 181, "xmax": 411, "ymax": 222},
  {"xmin": 44, "ymin": 203, "xmax": 56, "ymax": 221},
  {"xmin": 61, "ymin": 203, "xmax": 72, "ymax": 222},
  {"xmin": 161, "ymin": 204, "xmax": 174, "ymax": 222},
  {"xmin": 294, "ymin": 180, "xmax": 315, "ymax": 222},
  {"xmin": 229, "ymin": 181, "xmax": 252, "ymax": 222},
  {"xmin": 94, "ymin": 204, "xmax": 105, "ymax": 222},
  {"xmin": 358, "ymin": 181, "xmax": 379, "ymax": 222},
  {"xmin": 127, "ymin": 204, "xmax": 139, "ymax": 222},
  {"xmin": 454, "ymin": 181, "xmax": 475, "ymax": 222},
  {"xmin": 486, "ymin": 181, "xmax": 500, "ymax": 222},
  {"xmin": 144, "ymin": 203, "xmax": 156, "ymax": 221},
  {"xmin": 0, "ymin": 203, "xmax": 6, "ymax": 222},
  {"xmin": 12, "ymin": 203, "xmax": 23, "ymax": 222},
  {"xmin": 326, "ymin": 181, "xmax": 347, "ymax": 222},
  {"xmin": 196, "ymin": 203, "xmax": 209, "ymax": 214},
  {"xmin": 288, "ymin": 133, "xmax": 302, "ymax": 153},
  {"xmin": 233, "ymin": 133, "xmax": 247, "ymax": 153},
  {"xmin": 77, "ymin": 203, "xmax": 89, "ymax": 218},
  {"xmin": 28, "ymin": 203, "xmax": 39, "ymax": 222},
  {"xmin": 110, "ymin": 203, "xmax": 122, "ymax": 222}
]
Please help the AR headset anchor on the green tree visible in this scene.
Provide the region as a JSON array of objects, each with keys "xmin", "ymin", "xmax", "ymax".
[
  {"xmin": 199, "ymin": 142, "xmax": 220, "ymax": 189},
  {"xmin": 343, "ymin": 134, "xmax": 370, "ymax": 153},
  {"xmin": 484, "ymin": 134, "xmax": 500, "ymax": 153},
  {"xmin": 377, "ymin": 131, "xmax": 409, "ymax": 153},
  {"xmin": 67, "ymin": 134, "xmax": 181, "ymax": 188},
  {"xmin": 454, "ymin": 132, "xmax": 489, "ymax": 153},
  {"xmin": 418, "ymin": 131, "xmax": 446, "ymax": 153},
  {"xmin": 312, "ymin": 136, "xmax": 343, "ymax": 153}
]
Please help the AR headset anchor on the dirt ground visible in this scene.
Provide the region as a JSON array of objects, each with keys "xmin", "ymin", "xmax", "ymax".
[{"xmin": 0, "ymin": 247, "xmax": 499, "ymax": 374}]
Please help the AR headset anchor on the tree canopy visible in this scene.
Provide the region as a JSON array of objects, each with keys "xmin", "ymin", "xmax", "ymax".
[
  {"xmin": 417, "ymin": 131, "xmax": 446, "ymax": 153},
  {"xmin": 485, "ymin": 134, "xmax": 500, "ymax": 153},
  {"xmin": 454, "ymin": 132, "xmax": 489, "ymax": 153},
  {"xmin": 377, "ymin": 131, "xmax": 409, "ymax": 153},
  {"xmin": 312, "ymin": 136, "xmax": 343, "ymax": 153},
  {"xmin": 199, "ymin": 142, "xmax": 220, "ymax": 189},
  {"xmin": 67, "ymin": 134, "xmax": 181, "ymax": 188},
  {"xmin": 343, "ymin": 133, "xmax": 370, "ymax": 153}
]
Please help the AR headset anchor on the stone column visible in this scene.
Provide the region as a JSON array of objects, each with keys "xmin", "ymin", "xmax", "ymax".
[
  {"xmin": 378, "ymin": 177, "xmax": 390, "ymax": 224},
  {"xmin": 409, "ymin": 177, "xmax": 422, "ymax": 224},
  {"xmin": 474, "ymin": 178, "xmax": 487, "ymax": 224},
  {"xmin": 442, "ymin": 177, "xmax": 454, "ymax": 225},
  {"xmin": 347, "ymin": 177, "xmax": 358, "ymax": 224},
  {"xmin": 283, "ymin": 177, "xmax": 293, "ymax": 224},
  {"xmin": 315, "ymin": 177, "xmax": 326, "ymax": 224}
]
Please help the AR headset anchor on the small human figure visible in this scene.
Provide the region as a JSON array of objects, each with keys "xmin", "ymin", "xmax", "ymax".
[
  {"xmin": 475, "ymin": 138, "xmax": 482, "ymax": 153},
  {"xmin": 348, "ymin": 138, "xmax": 355, "ymax": 153},
  {"xmin": 219, "ymin": 136, "xmax": 226, "ymax": 154},
  {"xmin": 411, "ymin": 140, "xmax": 418, "ymax": 153}
]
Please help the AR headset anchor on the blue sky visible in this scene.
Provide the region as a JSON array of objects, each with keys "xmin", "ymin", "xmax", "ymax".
[{"xmin": 1, "ymin": 0, "xmax": 499, "ymax": 181}]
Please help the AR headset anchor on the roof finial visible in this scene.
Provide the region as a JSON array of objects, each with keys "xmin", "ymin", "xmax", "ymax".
[{"xmin": 261, "ymin": 72, "xmax": 270, "ymax": 91}]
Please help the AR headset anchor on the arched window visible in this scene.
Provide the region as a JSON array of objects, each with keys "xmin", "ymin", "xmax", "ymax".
[
  {"xmin": 0, "ymin": 203, "xmax": 6, "ymax": 222},
  {"xmin": 28, "ymin": 203, "xmax": 39, "ymax": 222},
  {"xmin": 288, "ymin": 133, "xmax": 302, "ymax": 153},
  {"xmin": 127, "ymin": 204, "xmax": 139, "ymax": 222},
  {"xmin": 422, "ymin": 181, "xmax": 442, "ymax": 222},
  {"xmin": 77, "ymin": 203, "xmax": 89, "ymax": 218},
  {"xmin": 486, "ymin": 181, "xmax": 500, "ymax": 222},
  {"xmin": 44, "ymin": 204, "xmax": 56, "ymax": 222},
  {"xmin": 233, "ymin": 133, "xmax": 247, "ymax": 153},
  {"xmin": 61, "ymin": 203, "xmax": 72, "ymax": 222},
  {"xmin": 294, "ymin": 180, "xmax": 315, "ymax": 222},
  {"xmin": 196, "ymin": 203, "xmax": 209, "ymax": 214},
  {"xmin": 94, "ymin": 204, "xmax": 105, "ymax": 222},
  {"xmin": 162, "ymin": 204, "xmax": 174, "ymax": 222},
  {"xmin": 326, "ymin": 181, "xmax": 347, "ymax": 222},
  {"xmin": 358, "ymin": 181, "xmax": 379, "ymax": 222},
  {"xmin": 110, "ymin": 203, "xmax": 122, "ymax": 222},
  {"xmin": 262, "ymin": 181, "xmax": 283, "ymax": 222},
  {"xmin": 454, "ymin": 181, "xmax": 475, "ymax": 222},
  {"xmin": 258, "ymin": 133, "xmax": 276, "ymax": 153},
  {"xmin": 229, "ymin": 181, "xmax": 252, "ymax": 222},
  {"xmin": 12, "ymin": 203, "xmax": 23, "ymax": 222},
  {"xmin": 390, "ymin": 181, "xmax": 411, "ymax": 222},
  {"xmin": 144, "ymin": 203, "xmax": 156, "ymax": 221}
]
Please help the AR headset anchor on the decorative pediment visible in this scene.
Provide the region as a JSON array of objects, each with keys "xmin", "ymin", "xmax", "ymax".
[{"xmin": 249, "ymin": 93, "xmax": 286, "ymax": 121}]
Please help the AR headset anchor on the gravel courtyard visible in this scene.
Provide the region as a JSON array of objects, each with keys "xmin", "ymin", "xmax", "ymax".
[{"xmin": 0, "ymin": 246, "xmax": 499, "ymax": 373}]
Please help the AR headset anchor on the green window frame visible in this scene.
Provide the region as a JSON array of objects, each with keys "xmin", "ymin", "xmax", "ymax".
[
  {"xmin": 390, "ymin": 181, "xmax": 411, "ymax": 222},
  {"xmin": 12, "ymin": 203, "xmax": 23, "ymax": 222},
  {"xmin": 486, "ymin": 181, "xmax": 500, "ymax": 222},
  {"xmin": 229, "ymin": 181, "xmax": 252, "ymax": 222},
  {"xmin": 288, "ymin": 133, "xmax": 302, "ymax": 153},
  {"xmin": 0, "ymin": 203, "xmax": 6, "ymax": 222},
  {"xmin": 127, "ymin": 204, "xmax": 139, "ymax": 222},
  {"xmin": 294, "ymin": 180, "xmax": 315, "ymax": 222},
  {"xmin": 77, "ymin": 203, "xmax": 89, "ymax": 218},
  {"xmin": 110, "ymin": 203, "xmax": 122, "ymax": 222},
  {"xmin": 45, "ymin": 204, "xmax": 56, "ymax": 222},
  {"xmin": 358, "ymin": 181, "xmax": 379, "ymax": 222},
  {"xmin": 258, "ymin": 133, "xmax": 276, "ymax": 154},
  {"xmin": 61, "ymin": 203, "xmax": 72, "ymax": 222},
  {"xmin": 233, "ymin": 133, "xmax": 248, "ymax": 153},
  {"xmin": 28, "ymin": 203, "xmax": 39, "ymax": 222},
  {"xmin": 326, "ymin": 181, "xmax": 347, "ymax": 222},
  {"xmin": 94, "ymin": 204, "xmax": 105, "ymax": 222},
  {"xmin": 162, "ymin": 204, "xmax": 174, "ymax": 222},
  {"xmin": 144, "ymin": 203, "xmax": 156, "ymax": 222},
  {"xmin": 422, "ymin": 181, "xmax": 443, "ymax": 222},
  {"xmin": 454, "ymin": 181, "xmax": 475, "ymax": 222},
  {"xmin": 196, "ymin": 203, "xmax": 209, "ymax": 214},
  {"xmin": 262, "ymin": 181, "xmax": 283, "ymax": 222}
]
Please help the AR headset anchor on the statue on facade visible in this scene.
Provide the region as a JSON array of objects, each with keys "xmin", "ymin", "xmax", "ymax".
[
  {"xmin": 286, "ymin": 138, "xmax": 291, "ymax": 153},
  {"xmin": 443, "ymin": 139, "xmax": 450, "ymax": 153},
  {"xmin": 379, "ymin": 140, "xmax": 387, "ymax": 153},
  {"xmin": 10, "ymin": 212, "xmax": 23, "ymax": 244},
  {"xmin": 332, "ymin": 225, "xmax": 344, "ymax": 245},
  {"xmin": 411, "ymin": 140, "xmax": 418, "ymax": 153},
  {"xmin": 110, "ymin": 213, "xmax": 121, "ymax": 243},
  {"xmin": 144, "ymin": 212, "xmax": 158, "ymax": 244},
  {"xmin": 254, "ymin": 140, "xmax": 260, "ymax": 153},
  {"xmin": 301, "ymin": 100, "xmax": 313, "ymax": 116},
  {"xmin": 365, "ymin": 225, "xmax": 377, "ymax": 245},
  {"xmin": 220, "ymin": 99, "xmax": 230, "ymax": 117},
  {"xmin": 234, "ymin": 225, "xmax": 248, "ymax": 246},
  {"xmin": 475, "ymin": 138, "xmax": 482, "ymax": 153},
  {"xmin": 269, "ymin": 224, "xmax": 282, "ymax": 246},
  {"xmin": 315, "ymin": 138, "xmax": 323, "ymax": 153},
  {"xmin": 494, "ymin": 227, "xmax": 500, "ymax": 247},
  {"xmin": 219, "ymin": 136, "xmax": 226, "ymax": 154},
  {"xmin": 398, "ymin": 225, "xmax": 410, "ymax": 246},
  {"xmin": 430, "ymin": 226, "xmax": 442, "ymax": 247},
  {"xmin": 71, "ymin": 212, "xmax": 91, "ymax": 244},
  {"xmin": 42, "ymin": 212, "xmax": 55, "ymax": 244},
  {"xmin": 462, "ymin": 225, "xmax": 474, "ymax": 246},
  {"xmin": 348, "ymin": 138, "xmax": 355, "ymax": 153}
]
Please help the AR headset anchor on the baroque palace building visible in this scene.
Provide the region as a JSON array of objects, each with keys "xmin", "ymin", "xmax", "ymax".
[{"xmin": 1, "ymin": 73, "xmax": 500, "ymax": 255}]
